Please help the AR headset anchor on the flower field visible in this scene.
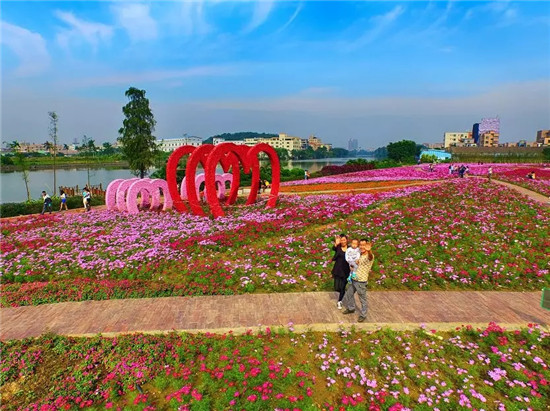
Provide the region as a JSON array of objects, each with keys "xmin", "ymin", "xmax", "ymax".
[
  {"xmin": 1, "ymin": 324, "xmax": 549, "ymax": 410},
  {"xmin": 279, "ymin": 180, "xmax": 430, "ymax": 194},
  {"xmin": 1, "ymin": 176, "xmax": 549, "ymax": 307},
  {"xmin": 493, "ymin": 168, "xmax": 550, "ymax": 198}
]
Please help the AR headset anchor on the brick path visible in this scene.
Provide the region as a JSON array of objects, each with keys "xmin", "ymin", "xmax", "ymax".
[{"xmin": 1, "ymin": 291, "xmax": 549, "ymax": 340}]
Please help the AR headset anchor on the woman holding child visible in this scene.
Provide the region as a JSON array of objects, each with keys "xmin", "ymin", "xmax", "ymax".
[{"xmin": 331, "ymin": 234, "xmax": 350, "ymax": 310}]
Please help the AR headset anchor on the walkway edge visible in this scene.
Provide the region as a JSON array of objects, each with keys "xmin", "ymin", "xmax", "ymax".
[{"xmin": 58, "ymin": 322, "xmax": 550, "ymax": 338}]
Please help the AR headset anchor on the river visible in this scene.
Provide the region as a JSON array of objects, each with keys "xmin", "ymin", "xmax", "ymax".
[{"xmin": 0, "ymin": 158, "xmax": 373, "ymax": 203}]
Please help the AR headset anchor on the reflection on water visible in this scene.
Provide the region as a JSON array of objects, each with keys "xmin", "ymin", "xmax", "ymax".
[{"xmin": 1, "ymin": 158, "xmax": 373, "ymax": 203}]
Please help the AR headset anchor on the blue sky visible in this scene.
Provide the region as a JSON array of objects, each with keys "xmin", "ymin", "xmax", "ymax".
[{"xmin": 1, "ymin": 1, "xmax": 549, "ymax": 149}]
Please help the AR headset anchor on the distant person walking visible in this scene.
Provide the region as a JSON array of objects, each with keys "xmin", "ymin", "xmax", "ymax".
[
  {"xmin": 83, "ymin": 187, "xmax": 92, "ymax": 212},
  {"xmin": 342, "ymin": 239, "xmax": 375, "ymax": 322},
  {"xmin": 41, "ymin": 191, "xmax": 53, "ymax": 214},
  {"xmin": 59, "ymin": 189, "xmax": 68, "ymax": 211},
  {"xmin": 488, "ymin": 166, "xmax": 493, "ymax": 182},
  {"xmin": 331, "ymin": 234, "xmax": 350, "ymax": 310}
]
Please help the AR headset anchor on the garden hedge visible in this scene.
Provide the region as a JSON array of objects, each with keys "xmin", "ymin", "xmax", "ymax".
[{"xmin": 0, "ymin": 196, "xmax": 105, "ymax": 218}]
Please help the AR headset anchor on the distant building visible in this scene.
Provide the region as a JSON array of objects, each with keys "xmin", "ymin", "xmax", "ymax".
[
  {"xmin": 536, "ymin": 130, "xmax": 550, "ymax": 146},
  {"xmin": 348, "ymin": 138, "xmax": 358, "ymax": 151},
  {"xmin": 156, "ymin": 136, "xmax": 202, "ymax": 152},
  {"xmin": 472, "ymin": 123, "xmax": 480, "ymax": 145},
  {"xmin": 307, "ymin": 135, "xmax": 332, "ymax": 151},
  {"xmin": 479, "ymin": 117, "xmax": 500, "ymax": 134},
  {"xmin": 424, "ymin": 142, "xmax": 445, "ymax": 149},
  {"xmin": 478, "ymin": 117, "xmax": 500, "ymax": 147},
  {"xmin": 420, "ymin": 149, "xmax": 452, "ymax": 161},
  {"xmin": 444, "ymin": 132, "xmax": 472, "ymax": 148},
  {"xmin": 479, "ymin": 131, "xmax": 499, "ymax": 147}
]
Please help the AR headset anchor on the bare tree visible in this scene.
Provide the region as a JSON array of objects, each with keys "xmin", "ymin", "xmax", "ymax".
[{"xmin": 48, "ymin": 112, "xmax": 59, "ymax": 195}]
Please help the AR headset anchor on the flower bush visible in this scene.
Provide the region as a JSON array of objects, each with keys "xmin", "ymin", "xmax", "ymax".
[
  {"xmin": 1, "ymin": 177, "xmax": 549, "ymax": 307},
  {"xmin": 1, "ymin": 324, "xmax": 548, "ymax": 410}
]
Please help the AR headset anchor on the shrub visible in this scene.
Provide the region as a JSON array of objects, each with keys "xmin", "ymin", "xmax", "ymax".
[
  {"xmin": 0, "ymin": 155, "xmax": 14, "ymax": 166},
  {"xmin": 0, "ymin": 196, "xmax": 105, "ymax": 218},
  {"xmin": 319, "ymin": 162, "xmax": 376, "ymax": 176}
]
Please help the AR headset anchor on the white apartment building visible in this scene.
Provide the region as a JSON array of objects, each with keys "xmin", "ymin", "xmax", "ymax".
[
  {"xmin": 156, "ymin": 136, "xmax": 202, "ymax": 152},
  {"xmin": 444, "ymin": 132, "xmax": 472, "ymax": 148}
]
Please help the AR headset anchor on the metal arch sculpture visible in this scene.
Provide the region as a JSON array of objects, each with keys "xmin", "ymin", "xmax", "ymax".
[
  {"xmin": 204, "ymin": 143, "xmax": 281, "ymax": 218},
  {"xmin": 180, "ymin": 173, "xmax": 233, "ymax": 201},
  {"xmin": 165, "ymin": 142, "xmax": 280, "ymax": 218},
  {"xmin": 126, "ymin": 179, "xmax": 172, "ymax": 214},
  {"xmin": 106, "ymin": 179, "xmax": 125, "ymax": 210},
  {"xmin": 165, "ymin": 145, "xmax": 197, "ymax": 213},
  {"xmin": 245, "ymin": 143, "xmax": 280, "ymax": 208},
  {"xmin": 115, "ymin": 178, "xmax": 140, "ymax": 212}
]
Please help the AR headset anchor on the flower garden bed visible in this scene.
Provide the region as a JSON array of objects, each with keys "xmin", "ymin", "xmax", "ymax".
[
  {"xmin": 1, "ymin": 324, "xmax": 548, "ymax": 410},
  {"xmin": 493, "ymin": 168, "xmax": 550, "ymax": 197},
  {"xmin": 1, "ymin": 178, "xmax": 549, "ymax": 307},
  {"xmin": 279, "ymin": 180, "xmax": 430, "ymax": 194}
]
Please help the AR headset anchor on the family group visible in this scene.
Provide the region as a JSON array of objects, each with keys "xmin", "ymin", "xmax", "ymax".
[{"xmin": 331, "ymin": 235, "xmax": 375, "ymax": 323}]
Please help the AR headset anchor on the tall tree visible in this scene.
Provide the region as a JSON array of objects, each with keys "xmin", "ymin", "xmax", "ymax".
[
  {"xmin": 387, "ymin": 140, "xmax": 418, "ymax": 163},
  {"xmin": 118, "ymin": 87, "xmax": 158, "ymax": 178},
  {"xmin": 48, "ymin": 111, "xmax": 59, "ymax": 195},
  {"xmin": 8, "ymin": 141, "xmax": 31, "ymax": 201}
]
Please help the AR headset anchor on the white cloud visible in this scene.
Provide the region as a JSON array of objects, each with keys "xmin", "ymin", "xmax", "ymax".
[
  {"xmin": 0, "ymin": 21, "xmax": 50, "ymax": 77},
  {"xmin": 243, "ymin": 0, "xmax": 274, "ymax": 33},
  {"xmin": 55, "ymin": 11, "xmax": 114, "ymax": 50},
  {"xmin": 176, "ymin": 0, "xmax": 211, "ymax": 36},
  {"xmin": 275, "ymin": 2, "xmax": 303, "ymax": 34},
  {"xmin": 62, "ymin": 65, "xmax": 236, "ymax": 87},
  {"xmin": 112, "ymin": 3, "xmax": 157, "ymax": 41},
  {"xmin": 346, "ymin": 5, "xmax": 405, "ymax": 50}
]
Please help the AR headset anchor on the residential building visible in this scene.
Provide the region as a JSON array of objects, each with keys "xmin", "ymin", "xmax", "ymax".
[
  {"xmin": 444, "ymin": 132, "xmax": 471, "ymax": 148},
  {"xmin": 307, "ymin": 135, "xmax": 332, "ymax": 151},
  {"xmin": 348, "ymin": 138, "xmax": 358, "ymax": 151},
  {"xmin": 536, "ymin": 130, "xmax": 550, "ymax": 146},
  {"xmin": 156, "ymin": 136, "xmax": 202, "ymax": 152},
  {"xmin": 479, "ymin": 131, "xmax": 499, "ymax": 147}
]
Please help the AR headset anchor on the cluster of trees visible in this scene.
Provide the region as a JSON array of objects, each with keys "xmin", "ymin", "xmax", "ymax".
[{"xmin": 386, "ymin": 140, "xmax": 424, "ymax": 163}]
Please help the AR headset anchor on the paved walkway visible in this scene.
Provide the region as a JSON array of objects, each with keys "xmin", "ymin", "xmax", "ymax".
[{"xmin": 1, "ymin": 291, "xmax": 549, "ymax": 340}]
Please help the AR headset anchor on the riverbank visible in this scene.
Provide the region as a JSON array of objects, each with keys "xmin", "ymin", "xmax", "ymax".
[{"xmin": 0, "ymin": 161, "xmax": 129, "ymax": 172}]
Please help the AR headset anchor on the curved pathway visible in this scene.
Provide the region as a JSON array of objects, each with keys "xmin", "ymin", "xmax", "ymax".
[
  {"xmin": 491, "ymin": 178, "xmax": 549, "ymax": 206},
  {"xmin": 1, "ymin": 178, "xmax": 549, "ymax": 341}
]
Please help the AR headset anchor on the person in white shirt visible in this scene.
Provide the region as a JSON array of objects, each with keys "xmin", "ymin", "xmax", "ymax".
[{"xmin": 59, "ymin": 190, "xmax": 68, "ymax": 211}]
